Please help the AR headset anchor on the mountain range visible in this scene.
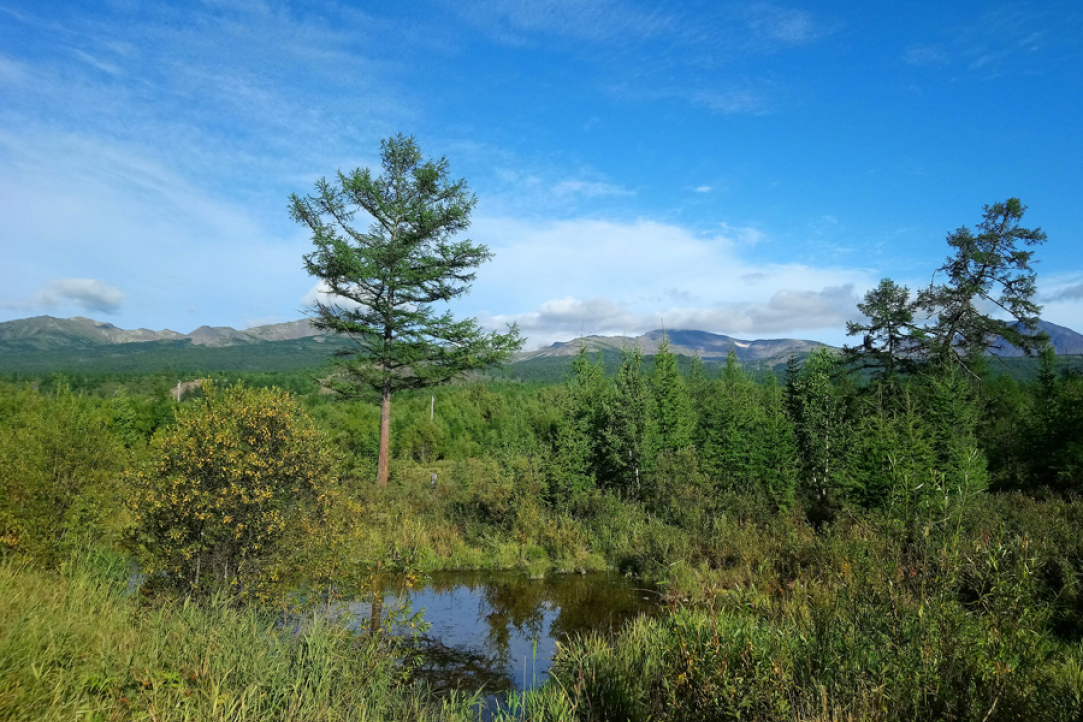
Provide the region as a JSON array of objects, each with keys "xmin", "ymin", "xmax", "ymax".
[
  {"xmin": 0, "ymin": 316, "xmax": 1080, "ymax": 369},
  {"xmin": 519, "ymin": 328, "xmax": 829, "ymax": 363},
  {"xmin": 0, "ymin": 315, "xmax": 326, "ymax": 353}
]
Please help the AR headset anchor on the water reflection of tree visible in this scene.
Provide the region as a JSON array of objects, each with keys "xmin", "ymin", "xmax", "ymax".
[
  {"xmin": 407, "ymin": 638, "xmax": 513, "ymax": 696},
  {"xmin": 400, "ymin": 572, "xmax": 659, "ymax": 695},
  {"xmin": 545, "ymin": 575, "xmax": 657, "ymax": 639},
  {"xmin": 474, "ymin": 573, "xmax": 658, "ymax": 664},
  {"xmin": 480, "ymin": 576, "xmax": 546, "ymax": 669}
]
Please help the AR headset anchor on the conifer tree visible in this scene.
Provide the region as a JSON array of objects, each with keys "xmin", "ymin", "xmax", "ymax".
[
  {"xmin": 700, "ymin": 350, "xmax": 756, "ymax": 490},
  {"xmin": 650, "ymin": 335, "xmax": 695, "ymax": 454},
  {"xmin": 289, "ymin": 135, "xmax": 523, "ymax": 487},
  {"xmin": 844, "ymin": 387, "xmax": 936, "ymax": 510},
  {"xmin": 843, "ymin": 278, "xmax": 918, "ymax": 385},
  {"xmin": 785, "ymin": 348, "xmax": 852, "ymax": 499},
  {"xmin": 758, "ymin": 372, "xmax": 799, "ymax": 507},
  {"xmin": 915, "ymin": 198, "xmax": 1048, "ymax": 371},
  {"xmin": 919, "ymin": 363, "xmax": 988, "ymax": 498},
  {"xmin": 548, "ymin": 346, "xmax": 607, "ymax": 508},
  {"xmin": 602, "ymin": 345, "xmax": 657, "ymax": 499}
]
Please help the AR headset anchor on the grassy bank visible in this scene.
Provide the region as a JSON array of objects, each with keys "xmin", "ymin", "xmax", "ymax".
[
  {"xmin": 0, "ymin": 549, "xmax": 481, "ymax": 722},
  {"xmin": 5, "ymin": 487, "xmax": 1083, "ymax": 721}
]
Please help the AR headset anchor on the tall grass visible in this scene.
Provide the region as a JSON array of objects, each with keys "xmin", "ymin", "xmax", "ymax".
[
  {"xmin": 0, "ymin": 548, "xmax": 479, "ymax": 722},
  {"xmin": 537, "ymin": 495, "xmax": 1083, "ymax": 722}
]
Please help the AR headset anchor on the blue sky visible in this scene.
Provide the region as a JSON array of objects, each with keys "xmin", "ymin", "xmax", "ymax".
[{"xmin": 2, "ymin": 0, "xmax": 1081, "ymax": 349}]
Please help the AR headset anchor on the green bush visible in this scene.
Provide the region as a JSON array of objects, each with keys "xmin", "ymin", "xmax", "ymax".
[{"xmin": 0, "ymin": 382, "xmax": 125, "ymax": 564}]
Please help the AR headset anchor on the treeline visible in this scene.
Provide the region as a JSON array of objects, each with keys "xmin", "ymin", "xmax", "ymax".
[{"xmin": 337, "ymin": 341, "xmax": 1083, "ymax": 514}]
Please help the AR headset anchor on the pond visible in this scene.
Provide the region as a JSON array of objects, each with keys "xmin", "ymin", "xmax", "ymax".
[{"xmin": 348, "ymin": 571, "xmax": 662, "ymax": 696}]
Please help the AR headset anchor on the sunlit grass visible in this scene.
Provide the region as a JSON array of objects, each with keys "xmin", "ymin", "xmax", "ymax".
[{"xmin": 0, "ymin": 548, "xmax": 480, "ymax": 722}]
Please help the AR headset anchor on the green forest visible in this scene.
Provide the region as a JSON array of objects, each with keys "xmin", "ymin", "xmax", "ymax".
[{"xmin": 3, "ymin": 336, "xmax": 1083, "ymax": 720}]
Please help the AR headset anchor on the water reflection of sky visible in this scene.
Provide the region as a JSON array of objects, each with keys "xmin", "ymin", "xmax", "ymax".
[{"xmin": 347, "ymin": 572, "xmax": 658, "ymax": 695}]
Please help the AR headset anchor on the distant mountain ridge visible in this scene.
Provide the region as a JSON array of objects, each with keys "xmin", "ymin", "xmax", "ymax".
[
  {"xmin": 0, "ymin": 316, "xmax": 1080, "ymax": 361},
  {"xmin": 992, "ymin": 320, "xmax": 1083, "ymax": 357},
  {"xmin": 0, "ymin": 315, "xmax": 325, "ymax": 352},
  {"xmin": 519, "ymin": 328, "xmax": 830, "ymax": 364}
]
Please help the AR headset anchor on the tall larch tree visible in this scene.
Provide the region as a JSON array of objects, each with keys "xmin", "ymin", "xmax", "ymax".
[{"xmin": 289, "ymin": 135, "xmax": 523, "ymax": 488}]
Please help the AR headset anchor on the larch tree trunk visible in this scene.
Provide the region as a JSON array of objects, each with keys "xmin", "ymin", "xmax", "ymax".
[{"xmin": 377, "ymin": 378, "xmax": 392, "ymax": 488}]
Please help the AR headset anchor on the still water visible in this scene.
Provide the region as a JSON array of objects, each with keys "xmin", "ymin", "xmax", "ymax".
[{"xmin": 349, "ymin": 571, "xmax": 660, "ymax": 695}]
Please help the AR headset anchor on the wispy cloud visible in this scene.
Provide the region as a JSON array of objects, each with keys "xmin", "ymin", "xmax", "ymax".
[
  {"xmin": 693, "ymin": 88, "xmax": 771, "ymax": 115},
  {"xmin": 902, "ymin": 5, "xmax": 1081, "ymax": 76},
  {"xmin": 4, "ymin": 278, "xmax": 127, "ymax": 314},
  {"xmin": 71, "ymin": 49, "xmax": 122, "ymax": 75},
  {"xmin": 608, "ymin": 82, "xmax": 775, "ymax": 116},
  {"xmin": 448, "ymin": 0, "xmax": 674, "ymax": 45},
  {"xmin": 449, "ymin": 0, "xmax": 827, "ymax": 117},
  {"xmin": 743, "ymin": 2, "xmax": 829, "ymax": 47},
  {"xmin": 903, "ymin": 45, "xmax": 950, "ymax": 67},
  {"xmin": 551, "ymin": 179, "xmax": 634, "ymax": 199}
]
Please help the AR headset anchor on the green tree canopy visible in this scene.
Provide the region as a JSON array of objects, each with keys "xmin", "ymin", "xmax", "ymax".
[
  {"xmin": 289, "ymin": 134, "xmax": 523, "ymax": 487},
  {"xmin": 915, "ymin": 198, "xmax": 1048, "ymax": 370},
  {"xmin": 843, "ymin": 278, "xmax": 918, "ymax": 384}
]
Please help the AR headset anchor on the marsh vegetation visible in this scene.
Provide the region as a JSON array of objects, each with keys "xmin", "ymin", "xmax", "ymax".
[{"xmin": 3, "ymin": 336, "xmax": 1083, "ymax": 721}]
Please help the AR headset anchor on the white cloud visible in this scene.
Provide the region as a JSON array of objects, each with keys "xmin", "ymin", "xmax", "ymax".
[
  {"xmin": 479, "ymin": 286, "xmax": 859, "ymax": 348},
  {"xmin": 4, "ymin": 278, "xmax": 127, "ymax": 314},
  {"xmin": 465, "ymin": 215, "xmax": 873, "ymax": 347},
  {"xmin": 694, "ymin": 185, "xmax": 711, "ymax": 193},
  {"xmin": 300, "ymin": 281, "xmax": 365, "ymax": 311}
]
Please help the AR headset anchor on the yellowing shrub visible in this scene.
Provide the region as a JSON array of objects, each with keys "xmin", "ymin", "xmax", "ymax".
[{"xmin": 126, "ymin": 382, "xmax": 334, "ymax": 599}]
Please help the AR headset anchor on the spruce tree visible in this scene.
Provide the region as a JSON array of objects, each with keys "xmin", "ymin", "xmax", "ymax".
[
  {"xmin": 919, "ymin": 363, "xmax": 988, "ymax": 498},
  {"xmin": 650, "ymin": 335, "xmax": 695, "ymax": 454},
  {"xmin": 758, "ymin": 372, "xmax": 799, "ymax": 507},
  {"xmin": 548, "ymin": 346, "xmax": 607, "ymax": 508},
  {"xmin": 785, "ymin": 348, "xmax": 852, "ymax": 500},
  {"xmin": 703, "ymin": 350, "xmax": 757, "ymax": 490}
]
